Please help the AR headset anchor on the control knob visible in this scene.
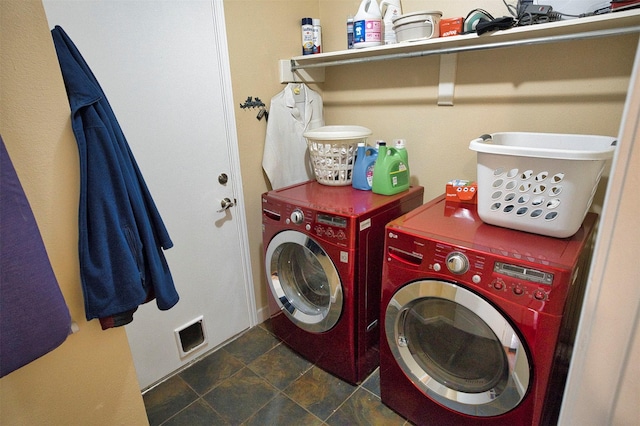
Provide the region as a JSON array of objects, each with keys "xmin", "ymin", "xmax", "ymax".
[
  {"xmin": 533, "ymin": 289, "xmax": 547, "ymax": 301},
  {"xmin": 446, "ymin": 252, "xmax": 469, "ymax": 274},
  {"xmin": 290, "ymin": 209, "xmax": 304, "ymax": 225}
]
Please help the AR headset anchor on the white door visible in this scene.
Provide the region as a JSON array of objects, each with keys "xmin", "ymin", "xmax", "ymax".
[{"xmin": 42, "ymin": 0, "xmax": 255, "ymax": 389}]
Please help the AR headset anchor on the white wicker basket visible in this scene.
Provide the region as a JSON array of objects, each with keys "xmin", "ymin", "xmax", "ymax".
[
  {"xmin": 469, "ymin": 132, "xmax": 616, "ymax": 238},
  {"xmin": 304, "ymin": 125, "xmax": 372, "ymax": 186}
]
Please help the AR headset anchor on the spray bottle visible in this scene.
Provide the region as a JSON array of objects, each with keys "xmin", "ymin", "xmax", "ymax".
[
  {"xmin": 354, "ymin": 0, "xmax": 382, "ymax": 48},
  {"xmin": 380, "ymin": 0, "xmax": 402, "ymax": 45},
  {"xmin": 301, "ymin": 18, "xmax": 313, "ymax": 55},
  {"xmin": 312, "ymin": 19, "xmax": 322, "ymax": 54}
]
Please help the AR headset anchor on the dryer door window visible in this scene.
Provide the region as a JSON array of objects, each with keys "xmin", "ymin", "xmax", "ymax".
[
  {"xmin": 266, "ymin": 230, "xmax": 343, "ymax": 333},
  {"xmin": 385, "ymin": 280, "xmax": 531, "ymax": 417}
]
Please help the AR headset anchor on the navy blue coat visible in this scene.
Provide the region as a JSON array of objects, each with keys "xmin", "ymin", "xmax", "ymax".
[{"xmin": 51, "ymin": 26, "xmax": 178, "ymax": 329}]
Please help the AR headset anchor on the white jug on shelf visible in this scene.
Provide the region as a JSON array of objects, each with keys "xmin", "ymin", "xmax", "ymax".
[{"xmin": 354, "ymin": 0, "xmax": 382, "ymax": 48}]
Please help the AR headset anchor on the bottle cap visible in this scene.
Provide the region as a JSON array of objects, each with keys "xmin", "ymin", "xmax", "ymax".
[
  {"xmin": 302, "ymin": 18, "xmax": 313, "ymax": 25},
  {"xmin": 394, "ymin": 139, "xmax": 406, "ymax": 148},
  {"xmin": 313, "ymin": 19, "xmax": 321, "ymax": 25}
]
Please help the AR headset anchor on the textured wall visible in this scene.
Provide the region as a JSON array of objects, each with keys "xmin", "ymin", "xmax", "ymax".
[{"xmin": 0, "ymin": 1, "xmax": 148, "ymax": 424}]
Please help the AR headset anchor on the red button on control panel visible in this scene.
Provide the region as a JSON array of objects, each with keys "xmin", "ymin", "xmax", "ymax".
[
  {"xmin": 533, "ymin": 289, "xmax": 548, "ymax": 301},
  {"xmin": 492, "ymin": 279, "xmax": 505, "ymax": 291}
]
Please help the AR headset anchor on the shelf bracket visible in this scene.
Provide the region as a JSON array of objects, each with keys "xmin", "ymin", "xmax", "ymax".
[
  {"xmin": 438, "ymin": 53, "xmax": 457, "ymax": 106},
  {"xmin": 279, "ymin": 59, "xmax": 325, "ymax": 84}
]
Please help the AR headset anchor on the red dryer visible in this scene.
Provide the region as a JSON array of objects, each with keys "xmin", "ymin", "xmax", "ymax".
[
  {"xmin": 262, "ymin": 181, "xmax": 423, "ymax": 384},
  {"xmin": 379, "ymin": 195, "xmax": 596, "ymax": 425}
]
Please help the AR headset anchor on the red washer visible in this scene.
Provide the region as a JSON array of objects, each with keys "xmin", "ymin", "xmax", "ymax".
[
  {"xmin": 262, "ymin": 181, "xmax": 424, "ymax": 384},
  {"xmin": 379, "ymin": 195, "xmax": 596, "ymax": 425}
]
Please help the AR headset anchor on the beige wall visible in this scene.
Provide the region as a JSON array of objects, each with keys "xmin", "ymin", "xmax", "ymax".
[
  {"xmin": 321, "ymin": 37, "xmax": 633, "ymax": 201},
  {"xmin": 0, "ymin": 1, "xmax": 148, "ymax": 425},
  {"xmin": 0, "ymin": 0, "xmax": 637, "ymax": 424},
  {"xmin": 226, "ymin": 0, "xmax": 636, "ymax": 315},
  {"xmin": 224, "ymin": 0, "xmax": 322, "ymax": 317}
]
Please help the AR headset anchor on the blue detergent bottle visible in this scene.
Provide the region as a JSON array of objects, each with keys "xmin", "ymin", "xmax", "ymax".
[{"xmin": 352, "ymin": 142, "xmax": 378, "ymax": 190}]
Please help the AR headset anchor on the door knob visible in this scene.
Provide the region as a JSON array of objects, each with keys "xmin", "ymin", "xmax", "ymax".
[{"xmin": 218, "ymin": 197, "xmax": 236, "ymax": 212}]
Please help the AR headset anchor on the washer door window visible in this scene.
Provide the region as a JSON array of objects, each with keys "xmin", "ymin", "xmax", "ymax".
[
  {"xmin": 385, "ymin": 280, "xmax": 531, "ymax": 417},
  {"xmin": 266, "ymin": 230, "xmax": 343, "ymax": 333}
]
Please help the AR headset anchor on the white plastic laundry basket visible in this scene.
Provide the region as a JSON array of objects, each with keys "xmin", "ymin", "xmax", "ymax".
[
  {"xmin": 469, "ymin": 132, "xmax": 616, "ymax": 238},
  {"xmin": 304, "ymin": 125, "xmax": 372, "ymax": 186}
]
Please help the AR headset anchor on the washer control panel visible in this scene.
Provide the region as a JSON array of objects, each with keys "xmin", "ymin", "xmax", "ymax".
[
  {"xmin": 386, "ymin": 234, "xmax": 560, "ymax": 310},
  {"xmin": 490, "ymin": 277, "xmax": 550, "ymax": 302},
  {"xmin": 446, "ymin": 252, "xmax": 469, "ymax": 274},
  {"xmin": 432, "ymin": 243, "xmax": 486, "ymax": 282},
  {"xmin": 289, "ymin": 209, "xmax": 304, "ymax": 225},
  {"xmin": 488, "ymin": 262, "xmax": 555, "ymax": 302}
]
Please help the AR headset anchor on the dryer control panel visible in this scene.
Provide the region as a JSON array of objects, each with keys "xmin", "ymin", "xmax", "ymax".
[{"xmin": 282, "ymin": 203, "xmax": 352, "ymax": 246}]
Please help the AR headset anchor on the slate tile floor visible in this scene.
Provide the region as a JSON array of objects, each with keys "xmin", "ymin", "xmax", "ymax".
[{"xmin": 143, "ymin": 321, "xmax": 412, "ymax": 425}]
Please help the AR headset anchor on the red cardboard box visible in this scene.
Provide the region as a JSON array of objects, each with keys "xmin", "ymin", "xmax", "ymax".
[
  {"xmin": 440, "ymin": 17, "xmax": 464, "ymax": 37},
  {"xmin": 446, "ymin": 180, "xmax": 477, "ymax": 203}
]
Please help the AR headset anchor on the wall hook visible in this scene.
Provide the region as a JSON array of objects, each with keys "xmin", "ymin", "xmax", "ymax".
[
  {"xmin": 240, "ymin": 96, "xmax": 265, "ymax": 109},
  {"xmin": 240, "ymin": 96, "xmax": 268, "ymax": 121}
]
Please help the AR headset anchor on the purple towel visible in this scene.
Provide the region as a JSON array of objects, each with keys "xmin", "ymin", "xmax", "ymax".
[{"xmin": 0, "ymin": 135, "xmax": 71, "ymax": 377}]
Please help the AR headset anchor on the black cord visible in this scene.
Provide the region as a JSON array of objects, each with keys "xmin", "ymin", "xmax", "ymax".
[
  {"xmin": 516, "ymin": 8, "xmax": 558, "ymax": 25},
  {"xmin": 502, "ymin": 0, "xmax": 518, "ymax": 17},
  {"xmin": 500, "ymin": 0, "xmax": 611, "ymax": 27},
  {"xmin": 465, "ymin": 8, "xmax": 495, "ymax": 22},
  {"xmin": 463, "ymin": 8, "xmax": 495, "ymax": 34}
]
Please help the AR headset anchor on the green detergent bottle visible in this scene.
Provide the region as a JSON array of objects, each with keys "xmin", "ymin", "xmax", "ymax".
[{"xmin": 372, "ymin": 142, "xmax": 410, "ymax": 195}]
